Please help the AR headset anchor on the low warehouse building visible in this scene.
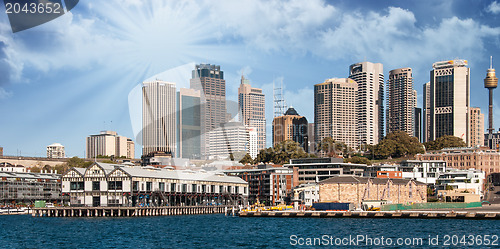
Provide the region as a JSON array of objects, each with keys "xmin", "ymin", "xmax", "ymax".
[
  {"xmin": 62, "ymin": 162, "xmax": 248, "ymax": 207},
  {"xmin": 319, "ymin": 176, "xmax": 427, "ymax": 208}
]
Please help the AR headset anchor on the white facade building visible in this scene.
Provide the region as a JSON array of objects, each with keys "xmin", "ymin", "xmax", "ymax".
[
  {"xmin": 47, "ymin": 143, "xmax": 65, "ymax": 159},
  {"xmin": 142, "ymin": 80, "xmax": 176, "ymax": 156},
  {"xmin": 207, "ymin": 122, "xmax": 248, "ymax": 160},
  {"xmin": 399, "ymin": 160, "xmax": 447, "ymax": 185},
  {"xmin": 293, "ymin": 184, "xmax": 319, "ymax": 207},
  {"xmin": 248, "ymin": 127, "xmax": 258, "ymax": 159},
  {"xmin": 62, "ymin": 162, "xmax": 248, "ymax": 207},
  {"xmin": 436, "ymin": 169, "xmax": 485, "ymax": 197}
]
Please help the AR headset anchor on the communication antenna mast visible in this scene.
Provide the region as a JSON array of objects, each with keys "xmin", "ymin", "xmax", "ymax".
[{"xmin": 273, "ymin": 78, "xmax": 287, "ymax": 117}]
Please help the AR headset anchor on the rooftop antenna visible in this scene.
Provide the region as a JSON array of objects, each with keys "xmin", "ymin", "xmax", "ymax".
[
  {"xmin": 273, "ymin": 78, "xmax": 287, "ymax": 117},
  {"xmin": 491, "ymin": 55, "xmax": 493, "ymax": 69}
]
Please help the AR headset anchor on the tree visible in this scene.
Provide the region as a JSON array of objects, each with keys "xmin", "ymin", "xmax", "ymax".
[
  {"xmin": 317, "ymin": 137, "xmax": 352, "ymax": 157},
  {"xmin": 254, "ymin": 140, "xmax": 314, "ymax": 165},
  {"xmin": 67, "ymin": 156, "xmax": 93, "ymax": 169},
  {"xmin": 344, "ymin": 156, "xmax": 371, "ymax": 165},
  {"xmin": 373, "ymin": 131, "xmax": 425, "ymax": 159},
  {"xmin": 424, "ymin": 135, "xmax": 466, "ymax": 151},
  {"xmin": 239, "ymin": 153, "xmax": 254, "ymax": 165}
]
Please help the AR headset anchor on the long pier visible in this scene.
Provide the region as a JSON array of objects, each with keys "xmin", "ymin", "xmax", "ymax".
[
  {"xmin": 32, "ymin": 206, "xmax": 235, "ymax": 217},
  {"xmin": 239, "ymin": 210, "xmax": 500, "ymax": 220}
]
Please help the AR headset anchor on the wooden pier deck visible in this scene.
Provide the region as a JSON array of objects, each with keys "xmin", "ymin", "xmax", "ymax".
[
  {"xmin": 32, "ymin": 206, "xmax": 235, "ymax": 217},
  {"xmin": 239, "ymin": 210, "xmax": 500, "ymax": 220}
]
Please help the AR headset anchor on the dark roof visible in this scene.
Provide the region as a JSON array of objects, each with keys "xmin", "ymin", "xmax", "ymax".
[{"xmin": 284, "ymin": 107, "xmax": 299, "ymax": 116}]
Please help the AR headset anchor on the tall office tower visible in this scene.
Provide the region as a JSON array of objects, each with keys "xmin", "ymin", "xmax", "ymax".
[
  {"xmin": 469, "ymin": 107, "xmax": 484, "ymax": 147},
  {"xmin": 142, "ymin": 80, "xmax": 176, "ymax": 156},
  {"xmin": 238, "ymin": 75, "xmax": 266, "ymax": 152},
  {"xmin": 87, "ymin": 131, "xmax": 135, "ymax": 159},
  {"xmin": 272, "ymin": 107, "xmax": 309, "ymax": 152},
  {"xmin": 386, "ymin": 68, "xmax": 416, "ymax": 137},
  {"xmin": 349, "ymin": 62, "xmax": 384, "ymax": 145},
  {"xmin": 248, "ymin": 127, "xmax": 258, "ymax": 159},
  {"xmin": 307, "ymin": 123, "xmax": 315, "ymax": 153},
  {"xmin": 314, "ymin": 78, "xmax": 358, "ymax": 149},
  {"xmin": 46, "ymin": 143, "xmax": 65, "ymax": 159},
  {"xmin": 414, "ymin": 108, "xmax": 422, "ymax": 142},
  {"xmin": 429, "ymin": 60, "xmax": 470, "ymax": 145},
  {"xmin": 190, "ymin": 64, "xmax": 227, "ymax": 158},
  {"xmin": 484, "ymin": 57, "xmax": 499, "ymax": 149},
  {"xmin": 423, "ymin": 82, "xmax": 431, "ymax": 143},
  {"xmin": 207, "ymin": 122, "xmax": 249, "ymax": 159},
  {"xmin": 177, "ymin": 88, "xmax": 201, "ymax": 159}
]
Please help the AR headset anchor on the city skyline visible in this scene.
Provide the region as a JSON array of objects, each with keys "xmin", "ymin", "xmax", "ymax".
[{"xmin": 2, "ymin": 1, "xmax": 500, "ymax": 157}]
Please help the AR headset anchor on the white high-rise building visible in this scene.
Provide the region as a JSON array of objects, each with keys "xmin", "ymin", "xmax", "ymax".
[
  {"xmin": 349, "ymin": 62, "xmax": 384, "ymax": 145},
  {"xmin": 207, "ymin": 122, "xmax": 248, "ymax": 160},
  {"xmin": 47, "ymin": 143, "xmax": 65, "ymax": 159},
  {"xmin": 248, "ymin": 127, "xmax": 258, "ymax": 159},
  {"xmin": 429, "ymin": 60, "xmax": 470, "ymax": 145},
  {"xmin": 142, "ymin": 80, "xmax": 176, "ymax": 156}
]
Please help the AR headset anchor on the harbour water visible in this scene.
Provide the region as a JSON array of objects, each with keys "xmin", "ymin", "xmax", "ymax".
[{"xmin": 1, "ymin": 214, "xmax": 499, "ymax": 248}]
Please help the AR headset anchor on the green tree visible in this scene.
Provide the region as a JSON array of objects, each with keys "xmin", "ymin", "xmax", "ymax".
[
  {"xmin": 67, "ymin": 156, "xmax": 93, "ymax": 169},
  {"xmin": 254, "ymin": 140, "xmax": 313, "ymax": 165},
  {"xmin": 344, "ymin": 156, "xmax": 371, "ymax": 165},
  {"xmin": 423, "ymin": 135, "xmax": 466, "ymax": 151},
  {"xmin": 317, "ymin": 137, "xmax": 352, "ymax": 157},
  {"xmin": 373, "ymin": 131, "xmax": 424, "ymax": 159},
  {"xmin": 239, "ymin": 153, "xmax": 254, "ymax": 165}
]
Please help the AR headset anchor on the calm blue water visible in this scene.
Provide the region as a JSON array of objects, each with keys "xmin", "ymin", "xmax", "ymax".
[{"xmin": 1, "ymin": 214, "xmax": 499, "ymax": 248}]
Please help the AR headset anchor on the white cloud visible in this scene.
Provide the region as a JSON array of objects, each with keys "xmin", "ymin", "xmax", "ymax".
[
  {"xmin": 487, "ymin": 1, "xmax": 500, "ymax": 14},
  {"xmin": 0, "ymin": 87, "xmax": 12, "ymax": 99}
]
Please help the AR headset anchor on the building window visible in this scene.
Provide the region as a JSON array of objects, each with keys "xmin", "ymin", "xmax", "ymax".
[
  {"xmin": 92, "ymin": 181, "xmax": 100, "ymax": 191},
  {"xmin": 133, "ymin": 181, "xmax": 139, "ymax": 191},
  {"xmin": 108, "ymin": 181, "xmax": 123, "ymax": 190},
  {"xmin": 171, "ymin": 183, "xmax": 176, "ymax": 192},
  {"xmin": 146, "ymin": 182, "xmax": 152, "ymax": 191},
  {"xmin": 182, "ymin": 184, "xmax": 187, "ymax": 193},
  {"xmin": 192, "ymin": 184, "xmax": 197, "ymax": 193},
  {"xmin": 202, "ymin": 185, "xmax": 206, "ymax": 193},
  {"xmin": 211, "ymin": 185, "xmax": 215, "ymax": 193},
  {"xmin": 70, "ymin": 181, "xmax": 84, "ymax": 190},
  {"xmin": 159, "ymin": 182, "xmax": 165, "ymax": 191}
]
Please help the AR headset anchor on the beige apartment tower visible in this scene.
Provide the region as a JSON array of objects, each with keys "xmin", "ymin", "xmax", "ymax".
[
  {"xmin": 429, "ymin": 60, "xmax": 470, "ymax": 145},
  {"xmin": 469, "ymin": 107, "xmax": 484, "ymax": 147},
  {"xmin": 423, "ymin": 82, "xmax": 431, "ymax": 143},
  {"xmin": 314, "ymin": 78, "xmax": 358, "ymax": 148},
  {"xmin": 87, "ymin": 131, "xmax": 135, "ymax": 159},
  {"xmin": 238, "ymin": 75, "xmax": 266, "ymax": 152},
  {"xmin": 142, "ymin": 80, "xmax": 176, "ymax": 156},
  {"xmin": 349, "ymin": 62, "xmax": 384, "ymax": 145},
  {"xmin": 386, "ymin": 68, "xmax": 416, "ymax": 137}
]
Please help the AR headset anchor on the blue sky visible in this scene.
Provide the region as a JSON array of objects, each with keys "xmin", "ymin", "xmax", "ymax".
[{"xmin": 1, "ymin": 0, "xmax": 500, "ymax": 158}]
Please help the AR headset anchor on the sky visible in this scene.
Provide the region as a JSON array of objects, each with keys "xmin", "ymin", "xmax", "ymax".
[{"xmin": 1, "ymin": 0, "xmax": 500, "ymax": 158}]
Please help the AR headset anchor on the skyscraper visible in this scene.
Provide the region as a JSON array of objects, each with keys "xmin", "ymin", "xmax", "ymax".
[
  {"xmin": 386, "ymin": 68, "xmax": 416, "ymax": 137},
  {"xmin": 207, "ymin": 122, "xmax": 249, "ymax": 159},
  {"xmin": 349, "ymin": 62, "xmax": 384, "ymax": 145},
  {"xmin": 190, "ymin": 64, "xmax": 227, "ymax": 158},
  {"xmin": 429, "ymin": 60, "xmax": 470, "ymax": 145},
  {"xmin": 414, "ymin": 107, "xmax": 422, "ymax": 142},
  {"xmin": 272, "ymin": 107, "xmax": 308, "ymax": 152},
  {"xmin": 314, "ymin": 78, "xmax": 358, "ymax": 149},
  {"xmin": 238, "ymin": 75, "xmax": 266, "ymax": 152},
  {"xmin": 469, "ymin": 107, "xmax": 484, "ymax": 147},
  {"xmin": 142, "ymin": 80, "xmax": 176, "ymax": 156},
  {"xmin": 177, "ymin": 88, "xmax": 201, "ymax": 159},
  {"xmin": 423, "ymin": 82, "xmax": 431, "ymax": 143}
]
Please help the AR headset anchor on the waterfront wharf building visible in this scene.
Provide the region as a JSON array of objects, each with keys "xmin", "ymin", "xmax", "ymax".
[
  {"xmin": 224, "ymin": 166, "xmax": 295, "ymax": 206},
  {"xmin": 348, "ymin": 61, "xmax": 385, "ymax": 145},
  {"xmin": 318, "ymin": 175, "xmax": 427, "ymax": 209},
  {"xmin": 177, "ymin": 88, "xmax": 202, "ymax": 159},
  {"xmin": 46, "ymin": 143, "xmax": 65, "ymax": 159},
  {"xmin": 61, "ymin": 162, "xmax": 248, "ymax": 207},
  {"xmin": 469, "ymin": 107, "xmax": 484, "ymax": 147},
  {"xmin": 272, "ymin": 107, "xmax": 309, "ymax": 152},
  {"xmin": 285, "ymin": 157, "xmax": 369, "ymax": 185},
  {"xmin": 314, "ymin": 78, "xmax": 358, "ymax": 149},
  {"xmin": 292, "ymin": 184, "xmax": 319, "ymax": 207},
  {"xmin": 428, "ymin": 60, "xmax": 470, "ymax": 145},
  {"xmin": 190, "ymin": 64, "xmax": 228, "ymax": 159},
  {"xmin": 238, "ymin": 75, "xmax": 266, "ymax": 153},
  {"xmin": 0, "ymin": 171, "xmax": 61, "ymax": 205},
  {"xmin": 207, "ymin": 122, "xmax": 249, "ymax": 160},
  {"xmin": 87, "ymin": 131, "xmax": 135, "ymax": 159},
  {"xmin": 386, "ymin": 68, "xmax": 416, "ymax": 137},
  {"xmin": 415, "ymin": 146, "xmax": 500, "ymax": 175},
  {"xmin": 142, "ymin": 80, "xmax": 176, "ymax": 157}
]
